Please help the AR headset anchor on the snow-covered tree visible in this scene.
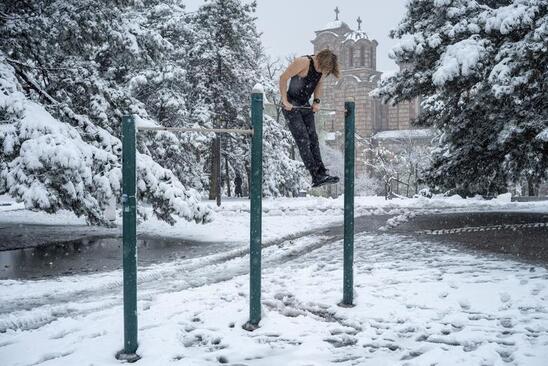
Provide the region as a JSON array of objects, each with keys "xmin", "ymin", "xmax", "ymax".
[
  {"xmin": 125, "ymin": 1, "xmax": 211, "ymax": 191},
  {"xmin": 0, "ymin": 0, "xmax": 309, "ymax": 225},
  {"xmin": 184, "ymin": 0, "xmax": 308, "ymax": 198},
  {"xmin": 260, "ymin": 56, "xmax": 286, "ymax": 123},
  {"xmin": 364, "ymin": 141, "xmax": 399, "ymax": 191},
  {"xmin": 183, "ymin": 0, "xmax": 263, "ymax": 199},
  {"xmin": 374, "ymin": 0, "xmax": 547, "ymax": 197},
  {"xmin": 0, "ymin": 1, "xmax": 212, "ymax": 225}
]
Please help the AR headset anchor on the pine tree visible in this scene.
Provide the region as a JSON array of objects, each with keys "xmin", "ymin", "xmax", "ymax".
[
  {"xmin": 374, "ymin": 0, "xmax": 547, "ymax": 196},
  {"xmin": 0, "ymin": 1, "xmax": 212, "ymax": 225},
  {"xmin": 127, "ymin": 1, "xmax": 210, "ymax": 191},
  {"xmin": 184, "ymin": 0, "xmax": 263, "ymax": 199},
  {"xmin": 1, "ymin": 0, "xmax": 309, "ymax": 224}
]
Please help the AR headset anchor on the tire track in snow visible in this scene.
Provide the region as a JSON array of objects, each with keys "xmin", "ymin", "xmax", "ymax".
[{"xmin": 0, "ymin": 231, "xmax": 342, "ymax": 333}]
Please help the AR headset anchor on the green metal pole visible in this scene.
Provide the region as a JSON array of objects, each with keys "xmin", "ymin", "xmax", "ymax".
[
  {"xmin": 216, "ymin": 135, "xmax": 222, "ymax": 207},
  {"xmin": 245, "ymin": 87, "xmax": 263, "ymax": 330},
  {"xmin": 117, "ymin": 115, "xmax": 140, "ymax": 362},
  {"xmin": 341, "ymin": 101, "xmax": 355, "ymax": 307}
]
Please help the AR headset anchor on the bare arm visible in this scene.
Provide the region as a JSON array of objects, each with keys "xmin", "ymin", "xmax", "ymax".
[
  {"xmin": 311, "ymin": 78, "xmax": 324, "ymax": 112},
  {"xmin": 313, "ymin": 78, "xmax": 323, "ymax": 100},
  {"xmin": 279, "ymin": 57, "xmax": 308, "ymax": 110}
]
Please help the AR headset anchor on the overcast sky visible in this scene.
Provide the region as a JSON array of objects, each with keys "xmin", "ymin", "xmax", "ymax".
[{"xmin": 183, "ymin": 1, "xmax": 409, "ymax": 72}]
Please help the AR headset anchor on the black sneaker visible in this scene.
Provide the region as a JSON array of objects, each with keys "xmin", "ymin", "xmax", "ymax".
[
  {"xmin": 325, "ymin": 175, "xmax": 340, "ymax": 184},
  {"xmin": 312, "ymin": 174, "xmax": 340, "ymax": 188}
]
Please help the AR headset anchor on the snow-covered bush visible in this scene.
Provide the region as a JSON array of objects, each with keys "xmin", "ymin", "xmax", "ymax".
[{"xmin": 417, "ymin": 187, "xmax": 433, "ymax": 199}]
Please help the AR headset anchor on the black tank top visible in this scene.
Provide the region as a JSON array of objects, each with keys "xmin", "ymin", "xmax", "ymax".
[{"xmin": 287, "ymin": 55, "xmax": 323, "ymax": 106}]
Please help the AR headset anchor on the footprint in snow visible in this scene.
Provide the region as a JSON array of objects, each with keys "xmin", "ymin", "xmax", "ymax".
[
  {"xmin": 499, "ymin": 317, "xmax": 514, "ymax": 329},
  {"xmin": 458, "ymin": 299, "xmax": 471, "ymax": 310},
  {"xmin": 499, "ymin": 292, "xmax": 511, "ymax": 303},
  {"xmin": 531, "ymin": 283, "xmax": 545, "ymax": 296}
]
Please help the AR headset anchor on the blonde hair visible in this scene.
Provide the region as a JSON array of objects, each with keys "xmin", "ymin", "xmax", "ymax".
[{"xmin": 316, "ymin": 49, "xmax": 340, "ymax": 78}]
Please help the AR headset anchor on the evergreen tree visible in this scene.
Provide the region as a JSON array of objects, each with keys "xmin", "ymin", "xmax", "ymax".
[
  {"xmin": 127, "ymin": 1, "xmax": 210, "ymax": 191},
  {"xmin": 184, "ymin": 0, "xmax": 308, "ymax": 198},
  {"xmin": 0, "ymin": 1, "xmax": 212, "ymax": 225},
  {"xmin": 374, "ymin": 0, "xmax": 547, "ymax": 196},
  {"xmin": 184, "ymin": 0, "xmax": 262, "ymax": 199},
  {"xmin": 0, "ymin": 0, "xmax": 309, "ymax": 227}
]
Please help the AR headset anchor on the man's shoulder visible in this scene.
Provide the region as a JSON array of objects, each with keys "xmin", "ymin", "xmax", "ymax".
[{"xmin": 293, "ymin": 56, "xmax": 310, "ymax": 65}]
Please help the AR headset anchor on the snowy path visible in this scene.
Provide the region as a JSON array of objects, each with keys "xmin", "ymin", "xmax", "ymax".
[{"xmin": 1, "ymin": 230, "xmax": 547, "ymax": 365}]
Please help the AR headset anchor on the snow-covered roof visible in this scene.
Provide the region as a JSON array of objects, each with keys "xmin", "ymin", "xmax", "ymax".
[
  {"xmin": 368, "ymin": 74, "xmax": 380, "ymax": 82},
  {"xmin": 315, "ymin": 30, "xmax": 339, "ymax": 39},
  {"xmin": 372, "ymin": 129, "xmax": 434, "ymax": 140},
  {"xmin": 348, "ymin": 75, "xmax": 362, "ymax": 82},
  {"xmin": 344, "ymin": 30, "xmax": 369, "ymax": 42},
  {"xmin": 320, "ymin": 20, "xmax": 348, "ymax": 30}
]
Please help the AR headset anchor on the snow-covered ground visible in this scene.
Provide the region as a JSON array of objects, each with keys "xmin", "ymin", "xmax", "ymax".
[
  {"xmin": 1, "ymin": 232, "xmax": 547, "ymax": 365},
  {"xmin": 0, "ymin": 194, "xmax": 547, "ymax": 365},
  {"xmin": 1, "ymin": 193, "xmax": 546, "ymax": 244}
]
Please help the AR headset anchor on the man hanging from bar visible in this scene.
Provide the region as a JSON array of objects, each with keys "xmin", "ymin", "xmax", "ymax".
[{"xmin": 279, "ymin": 49, "xmax": 341, "ymax": 187}]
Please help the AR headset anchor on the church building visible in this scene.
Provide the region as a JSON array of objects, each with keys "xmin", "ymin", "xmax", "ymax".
[{"xmin": 312, "ymin": 8, "xmax": 421, "ymax": 175}]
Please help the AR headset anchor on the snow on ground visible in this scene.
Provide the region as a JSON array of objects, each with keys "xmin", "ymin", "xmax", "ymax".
[
  {"xmin": 2, "ymin": 193, "xmax": 545, "ymax": 245},
  {"xmin": 1, "ymin": 230, "xmax": 547, "ymax": 365},
  {"xmin": 140, "ymin": 193, "xmax": 546, "ymax": 243},
  {"xmin": 1, "ymin": 193, "xmax": 547, "ymax": 364}
]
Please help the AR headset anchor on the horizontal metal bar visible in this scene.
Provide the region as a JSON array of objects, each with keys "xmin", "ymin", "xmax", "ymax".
[
  {"xmin": 320, "ymin": 109, "xmax": 348, "ymax": 114},
  {"xmin": 137, "ymin": 126, "xmax": 253, "ymax": 135},
  {"xmin": 272, "ymin": 104, "xmax": 346, "ymax": 113}
]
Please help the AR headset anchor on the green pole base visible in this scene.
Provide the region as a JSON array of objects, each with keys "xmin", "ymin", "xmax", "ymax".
[
  {"xmin": 337, "ymin": 301, "xmax": 356, "ymax": 308},
  {"xmin": 242, "ymin": 321, "xmax": 260, "ymax": 332},
  {"xmin": 115, "ymin": 350, "xmax": 141, "ymax": 363}
]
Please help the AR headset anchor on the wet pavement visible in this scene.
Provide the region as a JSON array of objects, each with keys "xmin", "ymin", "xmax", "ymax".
[
  {"xmin": 0, "ymin": 215, "xmax": 391, "ymax": 281},
  {"xmin": 0, "ymin": 236, "xmax": 243, "ymax": 280},
  {"xmin": 0, "ymin": 211, "xmax": 546, "ymax": 281},
  {"xmin": 0, "ymin": 222, "xmax": 119, "ymax": 251},
  {"xmin": 394, "ymin": 211, "xmax": 548, "ymax": 264}
]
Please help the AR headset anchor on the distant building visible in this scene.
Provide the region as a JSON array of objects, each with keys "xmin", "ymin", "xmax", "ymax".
[{"xmin": 311, "ymin": 9, "xmax": 425, "ymax": 176}]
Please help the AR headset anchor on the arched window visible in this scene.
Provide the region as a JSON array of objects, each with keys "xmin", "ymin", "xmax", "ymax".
[
  {"xmin": 348, "ymin": 47, "xmax": 354, "ymax": 67},
  {"xmin": 360, "ymin": 46, "xmax": 365, "ymax": 67}
]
